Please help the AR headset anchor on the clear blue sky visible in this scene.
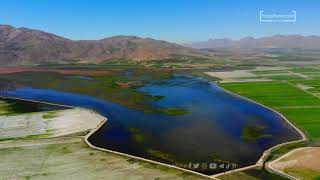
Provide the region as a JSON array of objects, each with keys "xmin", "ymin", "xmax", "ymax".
[{"xmin": 1, "ymin": 0, "xmax": 319, "ymax": 43}]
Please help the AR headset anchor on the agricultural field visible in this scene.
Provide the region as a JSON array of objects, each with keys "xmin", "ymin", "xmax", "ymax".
[
  {"xmin": 210, "ymin": 65, "xmax": 320, "ymax": 140},
  {"xmin": 206, "ymin": 66, "xmax": 320, "ymax": 82},
  {"xmin": 211, "ymin": 66, "xmax": 320, "ymax": 180},
  {"xmin": 290, "ymin": 79, "xmax": 320, "ymax": 97},
  {"xmin": 220, "ymin": 81, "xmax": 320, "ymax": 139}
]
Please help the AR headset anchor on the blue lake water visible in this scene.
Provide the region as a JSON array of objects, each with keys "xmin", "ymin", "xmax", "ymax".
[{"xmin": 0, "ymin": 74, "xmax": 299, "ymax": 175}]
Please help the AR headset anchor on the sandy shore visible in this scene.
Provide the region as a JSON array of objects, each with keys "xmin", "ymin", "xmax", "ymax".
[{"xmin": 0, "ymin": 108, "xmax": 104, "ymax": 140}]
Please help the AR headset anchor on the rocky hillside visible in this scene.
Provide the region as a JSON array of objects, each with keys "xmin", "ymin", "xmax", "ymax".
[{"xmin": 0, "ymin": 25, "xmax": 212, "ymax": 65}]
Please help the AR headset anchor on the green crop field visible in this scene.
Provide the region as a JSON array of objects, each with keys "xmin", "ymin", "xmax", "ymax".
[
  {"xmin": 291, "ymin": 79, "xmax": 320, "ymax": 95},
  {"xmin": 220, "ymin": 82, "xmax": 320, "ymax": 107},
  {"xmin": 266, "ymin": 75, "xmax": 306, "ymax": 81},
  {"xmin": 251, "ymin": 70, "xmax": 289, "ymax": 75},
  {"xmin": 220, "ymin": 81, "xmax": 320, "ymax": 139},
  {"xmin": 290, "ymin": 67, "xmax": 320, "ymax": 73},
  {"xmin": 279, "ymin": 108, "xmax": 320, "ymax": 138}
]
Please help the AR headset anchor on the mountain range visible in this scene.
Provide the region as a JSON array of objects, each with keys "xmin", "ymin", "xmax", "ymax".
[
  {"xmin": 1, "ymin": 24, "xmax": 320, "ymax": 65},
  {"xmin": 187, "ymin": 35, "xmax": 320, "ymax": 49},
  {"xmin": 0, "ymin": 25, "xmax": 212, "ymax": 65}
]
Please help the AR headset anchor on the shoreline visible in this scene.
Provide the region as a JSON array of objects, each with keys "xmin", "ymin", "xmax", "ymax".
[
  {"xmin": 212, "ymin": 83, "xmax": 308, "ymax": 178},
  {"xmin": 0, "ymin": 83, "xmax": 308, "ymax": 179},
  {"xmin": 0, "ymin": 95, "xmax": 215, "ymax": 179},
  {"xmin": 83, "ymin": 116, "xmax": 216, "ymax": 180}
]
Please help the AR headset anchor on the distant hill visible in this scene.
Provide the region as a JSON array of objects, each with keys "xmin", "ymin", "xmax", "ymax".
[
  {"xmin": 187, "ymin": 35, "xmax": 320, "ymax": 49},
  {"xmin": 0, "ymin": 25, "xmax": 212, "ymax": 65}
]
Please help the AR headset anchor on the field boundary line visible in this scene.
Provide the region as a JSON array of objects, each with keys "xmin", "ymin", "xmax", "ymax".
[{"xmin": 286, "ymin": 81, "xmax": 320, "ymax": 99}]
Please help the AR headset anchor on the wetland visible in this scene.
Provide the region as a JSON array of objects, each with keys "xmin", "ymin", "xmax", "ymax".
[{"xmin": 0, "ymin": 67, "xmax": 300, "ymax": 175}]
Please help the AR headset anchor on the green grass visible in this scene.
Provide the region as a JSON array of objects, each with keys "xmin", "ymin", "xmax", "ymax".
[
  {"xmin": 266, "ymin": 75, "xmax": 305, "ymax": 81},
  {"xmin": 277, "ymin": 108, "xmax": 320, "ymax": 139},
  {"xmin": 221, "ymin": 81, "xmax": 320, "ymax": 107},
  {"xmin": 290, "ymin": 67, "xmax": 320, "ymax": 73},
  {"xmin": 301, "ymin": 73, "xmax": 320, "ymax": 78},
  {"xmin": 291, "ymin": 79, "xmax": 320, "ymax": 95},
  {"xmin": 220, "ymin": 81, "xmax": 320, "ymax": 139},
  {"xmin": 284, "ymin": 168, "xmax": 320, "ymax": 180}
]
